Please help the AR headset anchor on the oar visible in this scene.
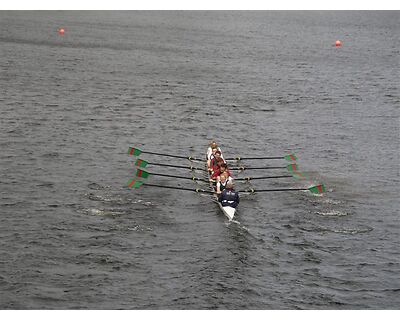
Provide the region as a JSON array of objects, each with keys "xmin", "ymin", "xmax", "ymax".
[
  {"xmin": 135, "ymin": 169, "xmax": 207, "ymax": 182},
  {"xmin": 134, "ymin": 159, "xmax": 298, "ymax": 173},
  {"xmin": 134, "ymin": 159, "xmax": 205, "ymax": 171},
  {"xmin": 127, "ymin": 179, "xmax": 213, "ymax": 194},
  {"xmin": 238, "ymin": 184, "xmax": 326, "ymax": 194},
  {"xmin": 129, "ymin": 147, "xmax": 297, "ymax": 163},
  {"xmin": 128, "ymin": 147, "xmax": 204, "ymax": 161},
  {"xmin": 128, "ymin": 179, "xmax": 325, "ymax": 195},
  {"xmin": 225, "ymin": 153, "xmax": 297, "ymax": 162},
  {"xmin": 230, "ymin": 163, "xmax": 299, "ymax": 172},
  {"xmin": 135, "ymin": 169, "xmax": 305, "ymax": 183}
]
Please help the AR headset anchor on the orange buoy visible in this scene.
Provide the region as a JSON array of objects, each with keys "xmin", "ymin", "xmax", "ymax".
[
  {"xmin": 58, "ymin": 28, "xmax": 65, "ymax": 36},
  {"xmin": 335, "ymin": 40, "xmax": 341, "ymax": 47}
]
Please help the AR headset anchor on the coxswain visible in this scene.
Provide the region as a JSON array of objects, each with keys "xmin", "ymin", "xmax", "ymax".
[{"xmin": 218, "ymin": 181, "xmax": 240, "ymax": 208}]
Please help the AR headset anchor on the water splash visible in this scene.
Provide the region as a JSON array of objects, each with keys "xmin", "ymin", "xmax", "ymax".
[{"xmin": 315, "ymin": 210, "xmax": 349, "ymax": 217}]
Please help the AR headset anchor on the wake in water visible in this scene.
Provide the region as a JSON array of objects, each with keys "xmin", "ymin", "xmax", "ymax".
[{"xmin": 299, "ymin": 224, "xmax": 373, "ymax": 235}]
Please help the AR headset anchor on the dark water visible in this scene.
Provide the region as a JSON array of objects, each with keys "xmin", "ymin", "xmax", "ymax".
[{"xmin": 0, "ymin": 11, "xmax": 399, "ymax": 309}]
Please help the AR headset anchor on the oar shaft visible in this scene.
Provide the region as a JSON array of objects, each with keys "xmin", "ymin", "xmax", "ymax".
[
  {"xmin": 240, "ymin": 187, "xmax": 308, "ymax": 193},
  {"xmin": 230, "ymin": 166, "xmax": 287, "ymax": 171},
  {"xmin": 239, "ymin": 184, "xmax": 325, "ymax": 194},
  {"xmin": 140, "ymin": 150, "xmax": 204, "ymax": 161},
  {"xmin": 146, "ymin": 162, "xmax": 205, "ymax": 171},
  {"xmin": 235, "ymin": 175, "xmax": 293, "ymax": 181},
  {"xmin": 141, "ymin": 183, "xmax": 213, "ymax": 194},
  {"xmin": 226, "ymin": 156, "xmax": 284, "ymax": 160},
  {"xmin": 146, "ymin": 171, "xmax": 206, "ymax": 182},
  {"xmin": 226, "ymin": 153, "xmax": 297, "ymax": 161}
]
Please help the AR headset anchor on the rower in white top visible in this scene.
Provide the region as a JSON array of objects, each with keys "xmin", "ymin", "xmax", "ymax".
[{"xmin": 216, "ymin": 174, "xmax": 233, "ymax": 194}]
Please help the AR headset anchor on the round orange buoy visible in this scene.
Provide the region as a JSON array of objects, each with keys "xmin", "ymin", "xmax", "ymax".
[
  {"xmin": 58, "ymin": 28, "xmax": 65, "ymax": 36},
  {"xmin": 335, "ymin": 40, "xmax": 341, "ymax": 47}
]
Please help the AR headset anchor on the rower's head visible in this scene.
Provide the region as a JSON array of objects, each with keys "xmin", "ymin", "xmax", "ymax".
[
  {"xmin": 212, "ymin": 147, "xmax": 218, "ymax": 154},
  {"xmin": 210, "ymin": 141, "xmax": 218, "ymax": 148},
  {"xmin": 219, "ymin": 163, "xmax": 227, "ymax": 171},
  {"xmin": 226, "ymin": 181, "xmax": 234, "ymax": 189},
  {"xmin": 220, "ymin": 174, "xmax": 227, "ymax": 182},
  {"xmin": 216, "ymin": 158, "xmax": 225, "ymax": 166},
  {"xmin": 215, "ymin": 150, "xmax": 221, "ymax": 158},
  {"xmin": 221, "ymin": 171, "xmax": 230, "ymax": 181}
]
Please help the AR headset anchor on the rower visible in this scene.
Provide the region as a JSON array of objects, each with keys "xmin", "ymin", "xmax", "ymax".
[
  {"xmin": 206, "ymin": 141, "xmax": 224, "ymax": 162},
  {"xmin": 218, "ymin": 181, "xmax": 240, "ymax": 208},
  {"xmin": 207, "ymin": 147, "xmax": 220, "ymax": 172},
  {"xmin": 207, "ymin": 147, "xmax": 215, "ymax": 172},
  {"xmin": 216, "ymin": 174, "xmax": 233, "ymax": 194},
  {"xmin": 210, "ymin": 162, "xmax": 232, "ymax": 181},
  {"xmin": 210, "ymin": 150, "xmax": 225, "ymax": 173},
  {"xmin": 206, "ymin": 141, "xmax": 223, "ymax": 159},
  {"xmin": 206, "ymin": 140, "xmax": 216, "ymax": 160}
]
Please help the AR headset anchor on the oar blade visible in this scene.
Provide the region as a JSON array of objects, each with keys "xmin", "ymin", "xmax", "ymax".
[
  {"xmin": 284, "ymin": 153, "xmax": 297, "ymax": 162},
  {"xmin": 136, "ymin": 169, "xmax": 150, "ymax": 179},
  {"xmin": 128, "ymin": 147, "xmax": 142, "ymax": 156},
  {"xmin": 287, "ymin": 163, "xmax": 298, "ymax": 172},
  {"xmin": 127, "ymin": 179, "xmax": 144, "ymax": 189},
  {"xmin": 135, "ymin": 159, "xmax": 148, "ymax": 168},
  {"xmin": 308, "ymin": 184, "xmax": 326, "ymax": 194}
]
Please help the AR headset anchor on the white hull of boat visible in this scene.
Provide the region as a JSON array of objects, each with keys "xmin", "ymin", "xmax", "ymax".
[{"xmin": 218, "ymin": 202, "xmax": 236, "ymax": 221}]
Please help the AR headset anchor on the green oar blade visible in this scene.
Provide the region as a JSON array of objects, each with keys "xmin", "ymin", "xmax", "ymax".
[
  {"xmin": 135, "ymin": 159, "xmax": 148, "ymax": 168},
  {"xmin": 127, "ymin": 179, "xmax": 144, "ymax": 189},
  {"xmin": 308, "ymin": 184, "xmax": 326, "ymax": 194},
  {"xmin": 128, "ymin": 147, "xmax": 142, "ymax": 156},
  {"xmin": 287, "ymin": 163, "xmax": 298, "ymax": 172},
  {"xmin": 136, "ymin": 169, "xmax": 150, "ymax": 179},
  {"xmin": 284, "ymin": 153, "xmax": 297, "ymax": 162}
]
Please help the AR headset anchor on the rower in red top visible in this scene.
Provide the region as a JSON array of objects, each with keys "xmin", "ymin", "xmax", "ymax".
[
  {"xmin": 208, "ymin": 148, "xmax": 225, "ymax": 173},
  {"xmin": 210, "ymin": 150, "xmax": 225, "ymax": 173},
  {"xmin": 210, "ymin": 162, "xmax": 232, "ymax": 182},
  {"xmin": 207, "ymin": 147, "xmax": 216, "ymax": 172},
  {"xmin": 207, "ymin": 141, "xmax": 224, "ymax": 172}
]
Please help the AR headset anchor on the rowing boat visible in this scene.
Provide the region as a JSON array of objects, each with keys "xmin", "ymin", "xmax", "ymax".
[
  {"xmin": 127, "ymin": 146, "xmax": 326, "ymax": 221},
  {"xmin": 206, "ymin": 163, "xmax": 236, "ymax": 221}
]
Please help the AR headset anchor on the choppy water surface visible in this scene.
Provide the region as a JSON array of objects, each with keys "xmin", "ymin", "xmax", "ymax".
[{"xmin": 0, "ymin": 11, "xmax": 399, "ymax": 309}]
